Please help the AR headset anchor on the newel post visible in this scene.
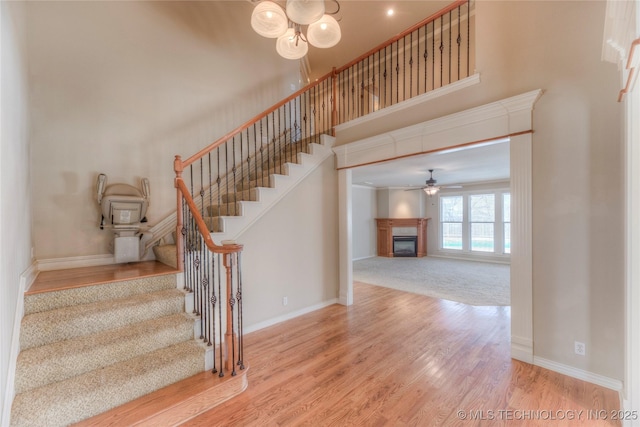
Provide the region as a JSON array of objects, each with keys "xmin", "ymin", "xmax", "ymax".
[
  {"xmin": 222, "ymin": 241, "xmax": 242, "ymax": 375},
  {"xmin": 174, "ymin": 155, "xmax": 185, "ymax": 272}
]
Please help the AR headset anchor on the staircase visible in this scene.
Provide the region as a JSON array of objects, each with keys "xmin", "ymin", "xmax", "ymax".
[
  {"xmin": 153, "ymin": 134, "xmax": 335, "ymax": 267},
  {"xmin": 10, "ymin": 268, "xmax": 206, "ymax": 426}
]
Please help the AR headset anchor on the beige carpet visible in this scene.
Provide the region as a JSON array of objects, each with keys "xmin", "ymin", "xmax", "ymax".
[{"xmin": 353, "ymin": 256, "xmax": 510, "ymax": 306}]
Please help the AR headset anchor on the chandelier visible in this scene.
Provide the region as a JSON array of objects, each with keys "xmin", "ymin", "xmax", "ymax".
[{"xmin": 251, "ymin": 0, "xmax": 342, "ymax": 60}]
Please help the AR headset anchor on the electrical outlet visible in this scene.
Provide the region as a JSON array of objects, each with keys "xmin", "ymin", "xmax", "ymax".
[
  {"xmin": 283, "ymin": 296, "xmax": 288, "ymax": 306},
  {"xmin": 575, "ymin": 341, "xmax": 586, "ymax": 356}
]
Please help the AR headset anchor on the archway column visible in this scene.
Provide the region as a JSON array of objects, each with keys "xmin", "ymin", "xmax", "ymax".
[{"xmin": 333, "ymin": 89, "xmax": 542, "ymax": 363}]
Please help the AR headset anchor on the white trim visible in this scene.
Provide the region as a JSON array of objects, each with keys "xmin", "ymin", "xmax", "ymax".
[
  {"xmin": 624, "ymin": 49, "xmax": 640, "ymax": 421},
  {"xmin": 36, "ymin": 254, "xmax": 115, "ymax": 271},
  {"xmin": 333, "ymin": 89, "xmax": 543, "ymax": 170},
  {"xmin": 334, "ymin": 74, "xmax": 481, "ymax": 132},
  {"xmin": 3, "ymin": 263, "xmax": 38, "ymax": 427},
  {"xmin": 428, "ymin": 253, "xmax": 510, "ymax": 265},
  {"xmin": 511, "ymin": 336, "xmax": 534, "ymax": 364},
  {"xmin": 509, "ymin": 133, "xmax": 534, "ymax": 363},
  {"xmin": 338, "ymin": 169, "xmax": 353, "ymax": 306},
  {"xmin": 244, "ymin": 299, "xmax": 339, "ymax": 334},
  {"xmin": 352, "ymin": 255, "xmax": 376, "ymax": 262},
  {"xmin": 534, "ymin": 356, "xmax": 623, "ymax": 392}
]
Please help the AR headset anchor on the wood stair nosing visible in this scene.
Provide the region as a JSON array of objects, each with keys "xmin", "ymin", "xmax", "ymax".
[{"xmin": 72, "ymin": 367, "xmax": 249, "ymax": 427}]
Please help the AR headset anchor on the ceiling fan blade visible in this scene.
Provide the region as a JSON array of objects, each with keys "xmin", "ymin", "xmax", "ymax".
[
  {"xmin": 404, "ymin": 187, "xmax": 427, "ymax": 191},
  {"xmin": 443, "ymin": 185, "xmax": 463, "ymax": 189}
]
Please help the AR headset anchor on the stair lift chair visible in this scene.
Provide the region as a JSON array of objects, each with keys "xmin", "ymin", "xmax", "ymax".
[{"xmin": 96, "ymin": 174, "xmax": 153, "ymax": 263}]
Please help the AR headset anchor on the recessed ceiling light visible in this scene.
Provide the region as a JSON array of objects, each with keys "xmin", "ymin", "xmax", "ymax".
[{"xmin": 387, "ymin": 9, "xmax": 394, "ymax": 17}]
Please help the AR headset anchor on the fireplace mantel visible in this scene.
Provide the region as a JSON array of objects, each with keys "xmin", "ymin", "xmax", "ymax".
[{"xmin": 375, "ymin": 218, "xmax": 430, "ymax": 257}]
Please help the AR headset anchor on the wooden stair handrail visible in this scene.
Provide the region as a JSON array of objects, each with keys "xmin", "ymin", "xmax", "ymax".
[{"xmin": 175, "ymin": 177, "xmax": 243, "ymax": 255}]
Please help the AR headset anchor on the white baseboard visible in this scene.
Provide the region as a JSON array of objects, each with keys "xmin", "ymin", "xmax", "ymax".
[
  {"xmin": 36, "ymin": 254, "xmax": 116, "ymax": 271},
  {"xmin": 352, "ymin": 255, "xmax": 376, "ymax": 261},
  {"xmin": 428, "ymin": 253, "xmax": 511, "ymax": 265},
  {"xmin": 244, "ymin": 299, "xmax": 339, "ymax": 334},
  {"xmin": 533, "ymin": 356, "xmax": 623, "ymax": 392},
  {"xmin": 511, "ymin": 336, "xmax": 533, "ymax": 364},
  {"xmin": 3, "ymin": 262, "xmax": 38, "ymax": 427}
]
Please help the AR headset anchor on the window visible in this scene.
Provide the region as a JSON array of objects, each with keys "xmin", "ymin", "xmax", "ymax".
[
  {"xmin": 440, "ymin": 195, "xmax": 463, "ymax": 250},
  {"xmin": 503, "ymin": 193, "xmax": 511, "ymax": 254},
  {"xmin": 438, "ymin": 190, "xmax": 510, "ymax": 256},
  {"xmin": 470, "ymin": 194, "xmax": 495, "ymax": 252}
]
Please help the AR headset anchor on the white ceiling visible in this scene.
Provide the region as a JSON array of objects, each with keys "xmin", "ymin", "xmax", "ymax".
[{"xmin": 351, "ymin": 139, "xmax": 511, "ymax": 189}]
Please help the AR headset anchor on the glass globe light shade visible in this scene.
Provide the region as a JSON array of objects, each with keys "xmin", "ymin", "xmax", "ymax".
[
  {"xmin": 276, "ymin": 28, "xmax": 309, "ymax": 60},
  {"xmin": 285, "ymin": 0, "xmax": 325, "ymax": 25},
  {"xmin": 423, "ymin": 186, "xmax": 440, "ymax": 196},
  {"xmin": 307, "ymin": 15, "xmax": 341, "ymax": 48},
  {"xmin": 251, "ymin": 1, "xmax": 288, "ymax": 38}
]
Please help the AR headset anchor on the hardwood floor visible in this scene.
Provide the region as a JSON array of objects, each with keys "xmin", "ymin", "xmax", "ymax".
[
  {"xmin": 185, "ymin": 282, "xmax": 620, "ymax": 426},
  {"xmin": 27, "ymin": 261, "xmax": 178, "ymax": 294}
]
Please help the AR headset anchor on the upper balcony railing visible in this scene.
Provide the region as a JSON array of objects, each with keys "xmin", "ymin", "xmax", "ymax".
[{"xmin": 334, "ymin": 0, "xmax": 474, "ymax": 122}]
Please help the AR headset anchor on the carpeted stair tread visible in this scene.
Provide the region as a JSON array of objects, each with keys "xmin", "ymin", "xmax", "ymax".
[
  {"xmin": 221, "ymin": 189, "xmax": 258, "ymax": 204},
  {"xmin": 10, "ymin": 340, "xmax": 205, "ymax": 427},
  {"xmin": 20, "ymin": 288, "xmax": 184, "ymax": 350},
  {"xmin": 15, "ymin": 313, "xmax": 195, "ymax": 394},
  {"xmin": 249, "ymin": 164, "xmax": 289, "ymax": 181},
  {"xmin": 24, "ymin": 273, "xmax": 176, "ymax": 315},
  {"xmin": 235, "ymin": 175, "xmax": 274, "ymax": 191}
]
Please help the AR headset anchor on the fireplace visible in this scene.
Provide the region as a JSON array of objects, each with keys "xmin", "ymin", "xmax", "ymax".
[{"xmin": 393, "ymin": 236, "xmax": 418, "ymax": 257}]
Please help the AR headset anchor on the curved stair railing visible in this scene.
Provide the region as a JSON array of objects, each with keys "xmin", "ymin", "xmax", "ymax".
[{"xmin": 172, "ymin": 0, "xmax": 474, "ymax": 377}]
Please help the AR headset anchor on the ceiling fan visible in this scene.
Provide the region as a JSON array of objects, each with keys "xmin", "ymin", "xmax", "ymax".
[{"xmin": 405, "ymin": 169, "xmax": 462, "ymax": 196}]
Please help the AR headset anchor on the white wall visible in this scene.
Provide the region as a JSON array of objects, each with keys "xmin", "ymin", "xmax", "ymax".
[
  {"xmin": 335, "ymin": 1, "xmax": 624, "ymax": 382},
  {"xmin": 376, "ymin": 187, "xmax": 426, "ymax": 219},
  {"xmin": 25, "ymin": 1, "xmax": 301, "ymax": 259},
  {"xmin": 238, "ymin": 157, "xmax": 339, "ymax": 327},
  {"xmin": 1, "ymin": 0, "xmax": 32, "ymax": 420},
  {"xmin": 352, "ymin": 185, "xmax": 376, "ymax": 260}
]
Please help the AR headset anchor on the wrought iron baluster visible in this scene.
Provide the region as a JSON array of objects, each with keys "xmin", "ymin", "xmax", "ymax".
[
  {"xmin": 449, "ymin": 10, "xmax": 452, "ymax": 85},
  {"xmin": 216, "ymin": 148, "xmax": 221, "ymax": 231},
  {"xmin": 467, "ymin": 0, "xmax": 470, "ymax": 77},
  {"xmin": 395, "ymin": 40, "xmax": 399, "ymax": 104},
  {"xmin": 457, "ymin": 5, "xmax": 462, "ymax": 81},
  {"xmin": 440, "ymin": 15, "xmax": 444, "ymax": 88}
]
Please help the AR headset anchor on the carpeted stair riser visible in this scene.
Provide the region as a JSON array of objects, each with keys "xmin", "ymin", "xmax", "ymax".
[
  {"xmin": 20, "ymin": 288, "xmax": 184, "ymax": 350},
  {"xmin": 24, "ymin": 274, "xmax": 176, "ymax": 315},
  {"xmin": 220, "ymin": 189, "xmax": 258, "ymax": 204},
  {"xmin": 153, "ymin": 244, "xmax": 178, "ymax": 268},
  {"xmin": 249, "ymin": 164, "xmax": 289, "ymax": 181},
  {"xmin": 235, "ymin": 175, "xmax": 274, "ymax": 191},
  {"xmin": 10, "ymin": 341, "xmax": 205, "ymax": 427},
  {"xmin": 15, "ymin": 313, "xmax": 195, "ymax": 394},
  {"xmin": 207, "ymin": 202, "xmax": 242, "ymax": 217}
]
